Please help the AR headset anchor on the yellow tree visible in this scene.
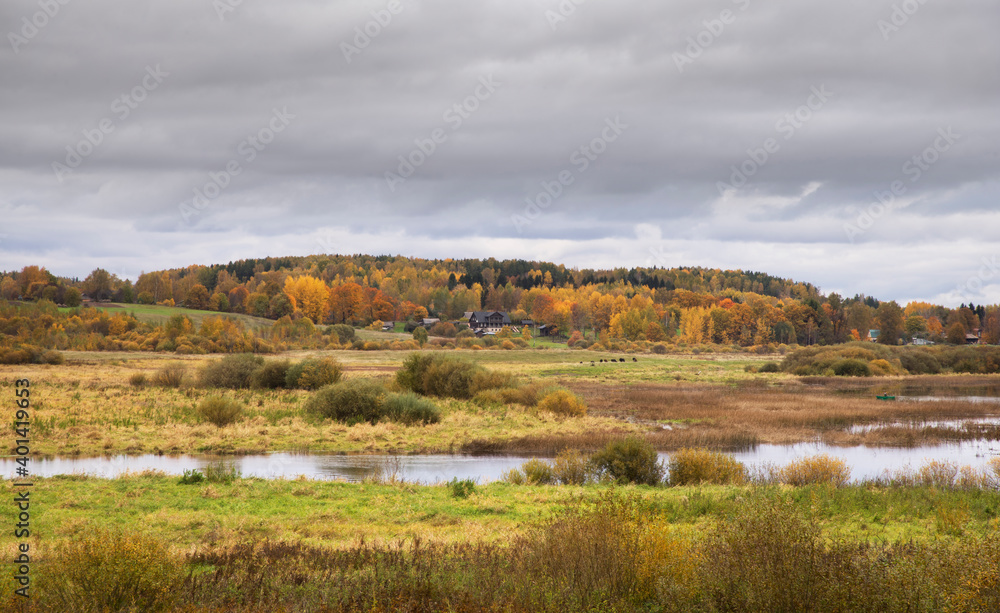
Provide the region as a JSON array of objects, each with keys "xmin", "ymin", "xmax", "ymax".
[{"xmin": 284, "ymin": 276, "xmax": 330, "ymax": 323}]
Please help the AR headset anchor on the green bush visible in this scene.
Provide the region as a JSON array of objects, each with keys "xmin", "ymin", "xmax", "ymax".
[
  {"xmin": 200, "ymin": 353, "xmax": 264, "ymax": 389},
  {"xmin": 129, "ymin": 372, "xmax": 147, "ymax": 387},
  {"xmin": 652, "ymin": 343, "xmax": 668, "ymax": 354},
  {"xmin": 396, "ymin": 353, "xmax": 509, "ymax": 399},
  {"xmin": 448, "ymin": 478, "xmax": 476, "ymax": 498},
  {"xmin": 759, "ymin": 361, "xmax": 780, "ymax": 373},
  {"xmin": 178, "ymin": 469, "xmax": 204, "ymax": 485},
  {"xmin": 285, "ymin": 357, "xmax": 342, "ymax": 390},
  {"xmin": 197, "ymin": 395, "xmax": 244, "ymax": 427},
  {"xmin": 667, "ymin": 448, "xmax": 747, "ymax": 486},
  {"xmin": 898, "ymin": 350, "xmax": 942, "ymax": 374},
  {"xmin": 328, "ymin": 323, "xmax": 355, "ymax": 344},
  {"xmin": 43, "ymin": 528, "xmax": 183, "ymax": 612},
  {"xmin": 832, "ymin": 358, "xmax": 872, "ymax": 377},
  {"xmin": 591, "ymin": 437, "xmax": 665, "ymax": 485},
  {"xmin": 383, "ymin": 392, "xmax": 441, "ymax": 425},
  {"xmin": 251, "ymin": 359, "xmax": 291, "ymax": 389},
  {"xmin": 304, "ymin": 378, "xmax": 388, "ymax": 423}
]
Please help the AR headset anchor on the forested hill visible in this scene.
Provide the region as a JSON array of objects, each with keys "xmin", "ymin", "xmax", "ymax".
[
  {"xmin": 204, "ymin": 254, "xmax": 814, "ymax": 299},
  {"xmin": 6, "ymin": 254, "xmax": 992, "ymax": 347}
]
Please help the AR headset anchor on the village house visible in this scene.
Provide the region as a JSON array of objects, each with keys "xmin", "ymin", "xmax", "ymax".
[{"xmin": 467, "ymin": 311, "xmax": 511, "ymax": 332}]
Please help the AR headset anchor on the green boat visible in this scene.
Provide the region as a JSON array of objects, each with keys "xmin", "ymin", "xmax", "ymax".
[{"xmin": 876, "ymin": 394, "xmax": 896, "ymax": 401}]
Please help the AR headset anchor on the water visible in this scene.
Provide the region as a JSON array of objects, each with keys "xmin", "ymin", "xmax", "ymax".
[
  {"xmin": 4, "ymin": 441, "xmax": 999, "ymax": 483},
  {"xmin": 728, "ymin": 441, "xmax": 999, "ymax": 481},
  {"xmin": 846, "ymin": 416, "xmax": 1000, "ymax": 434}
]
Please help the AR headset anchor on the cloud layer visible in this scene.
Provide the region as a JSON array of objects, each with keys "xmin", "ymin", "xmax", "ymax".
[{"xmin": 2, "ymin": 0, "xmax": 998, "ymax": 305}]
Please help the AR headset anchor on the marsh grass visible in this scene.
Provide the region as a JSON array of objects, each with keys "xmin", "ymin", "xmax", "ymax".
[
  {"xmin": 12, "ymin": 486, "xmax": 1000, "ymax": 612},
  {"xmin": 775, "ymin": 454, "xmax": 851, "ymax": 487},
  {"xmin": 667, "ymin": 448, "xmax": 747, "ymax": 486}
]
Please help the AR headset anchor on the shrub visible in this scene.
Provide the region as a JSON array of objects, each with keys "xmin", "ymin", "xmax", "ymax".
[
  {"xmin": 328, "ymin": 323, "xmax": 355, "ymax": 344},
  {"xmin": 43, "ymin": 528, "xmax": 183, "ymax": 612},
  {"xmin": 42, "ymin": 349, "xmax": 65, "ymax": 364},
  {"xmin": 899, "ymin": 350, "xmax": 942, "ymax": 374},
  {"xmin": 918, "ymin": 460, "xmax": 959, "ymax": 489},
  {"xmin": 552, "ymin": 448, "xmax": 593, "ymax": 485},
  {"xmin": 129, "ymin": 372, "xmax": 147, "ymax": 387},
  {"xmin": 501, "ymin": 468, "xmax": 526, "ymax": 485},
  {"xmin": 200, "ymin": 353, "xmax": 264, "ymax": 389},
  {"xmin": 396, "ymin": 353, "xmax": 509, "ymax": 399},
  {"xmin": 285, "ymin": 357, "xmax": 342, "ymax": 390},
  {"xmin": 383, "ymin": 392, "xmax": 441, "ymax": 425},
  {"xmin": 592, "ymin": 437, "xmax": 665, "ymax": 485},
  {"xmin": 178, "ymin": 469, "xmax": 205, "ymax": 485},
  {"xmin": 197, "ymin": 395, "xmax": 244, "ymax": 427},
  {"xmin": 304, "ymin": 378, "xmax": 387, "ymax": 423},
  {"xmin": 251, "ymin": 359, "xmax": 291, "ymax": 389},
  {"xmin": 778, "ymin": 454, "xmax": 850, "ymax": 487},
  {"xmin": 152, "ymin": 363, "xmax": 186, "ymax": 387},
  {"xmin": 652, "ymin": 343, "xmax": 668, "ymax": 354},
  {"xmin": 667, "ymin": 448, "xmax": 746, "ymax": 486},
  {"xmin": 759, "ymin": 361, "xmax": 780, "ymax": 373},
  {"xmin": 521, "ymin": 458, "xmax": 556, "ymax": 485},
  {"xmin": 537, "ymin": 389, "xmax": 587, "ymax": 417},
  {"xmin": 868, "ymin": 358, "xmax": 896, "ymax": 376},
  {"xmin": 448, "ymin": 478, "xmax": 476, "ymax": 498},
  {"xmin": 832, "ymin": 358, "xmax": 871, "ymax": 377}
]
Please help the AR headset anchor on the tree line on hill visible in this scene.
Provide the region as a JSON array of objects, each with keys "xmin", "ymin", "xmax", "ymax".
[{"xmin": 2, "ymin": 255, "xmax": 998, "ymax": 352}]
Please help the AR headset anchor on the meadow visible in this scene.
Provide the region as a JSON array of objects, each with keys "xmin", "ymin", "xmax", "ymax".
[
  {"xmin": 4, "ymin": 347, "xmax": 1000, "ymax": 611},
  {"xmin": 7, "ymin": 350, "xmax": 1000, "ymax": 456}
]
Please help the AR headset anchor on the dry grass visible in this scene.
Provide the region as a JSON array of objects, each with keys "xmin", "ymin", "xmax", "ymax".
[{"xmin": 565, "ymin": 379, "xmax": 1000, "ymax": 449}]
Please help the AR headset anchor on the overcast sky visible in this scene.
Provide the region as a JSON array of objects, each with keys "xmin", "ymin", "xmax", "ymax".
[{"xmin": 1, "ymin": 0, "xmax": 998, "ymax": 306}]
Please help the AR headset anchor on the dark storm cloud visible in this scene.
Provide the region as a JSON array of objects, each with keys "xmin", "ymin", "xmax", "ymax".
[{"xmin": 1, "ymin": 0, "xmax": 998, "ymax": 305}]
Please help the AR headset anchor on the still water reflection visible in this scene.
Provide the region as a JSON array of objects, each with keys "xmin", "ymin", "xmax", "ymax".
[{"xmin": 5, "ymin": 440, "xmax": 999, "ymax": 483}]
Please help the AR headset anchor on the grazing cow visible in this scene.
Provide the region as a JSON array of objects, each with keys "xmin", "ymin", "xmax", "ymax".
[
  {"xmin": 619, "ymin": 358, "xmax": 625, "ymax": 363},
  {"xmin": 632, "ymin": 357, "xmax": 637, "ymax": 362}
]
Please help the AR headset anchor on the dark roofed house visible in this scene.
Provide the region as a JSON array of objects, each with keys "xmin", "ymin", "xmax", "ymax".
[
  {"xmin": 381, "ymin": 321, "xmax": 395, "ymax": 332},
  {"xmin": 467, "ymin": 311, "xmax": 511, "ymax": 331},
  {"xmin": 422, "ymin": 318, "xmax": 440, "ymax": 328}
]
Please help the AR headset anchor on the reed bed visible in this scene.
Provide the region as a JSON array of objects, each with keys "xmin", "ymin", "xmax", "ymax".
[{"xmin": 565, "ymin": 380, "xmax": 1000, "ymax": 449}]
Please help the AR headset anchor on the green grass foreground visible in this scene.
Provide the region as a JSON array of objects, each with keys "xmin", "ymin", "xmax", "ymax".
[{"xmin": 3, "ymin": 476, "xmax": 1000, "ymax": 612}]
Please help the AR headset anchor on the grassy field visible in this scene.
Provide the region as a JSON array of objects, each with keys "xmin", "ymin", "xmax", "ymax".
[
  {"xmin": 4, "ymin": 348, "xmax": 1000, "ymax": 611},
  {"xmin": 4, "ymin": 350, "xmax": 1000, "ymax": 456},
  {"xmin": 2, "ymin": 476, "xmax": 999, "ymax": 612},
  {"xmin": 59, "ymin": 302, "xmax": 275, "ymax": 330}
]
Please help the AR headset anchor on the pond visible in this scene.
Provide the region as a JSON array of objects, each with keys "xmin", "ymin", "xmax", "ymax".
[{"xmin": 5, "ymin": 440, "xmax": 999, "ymax": 483}]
